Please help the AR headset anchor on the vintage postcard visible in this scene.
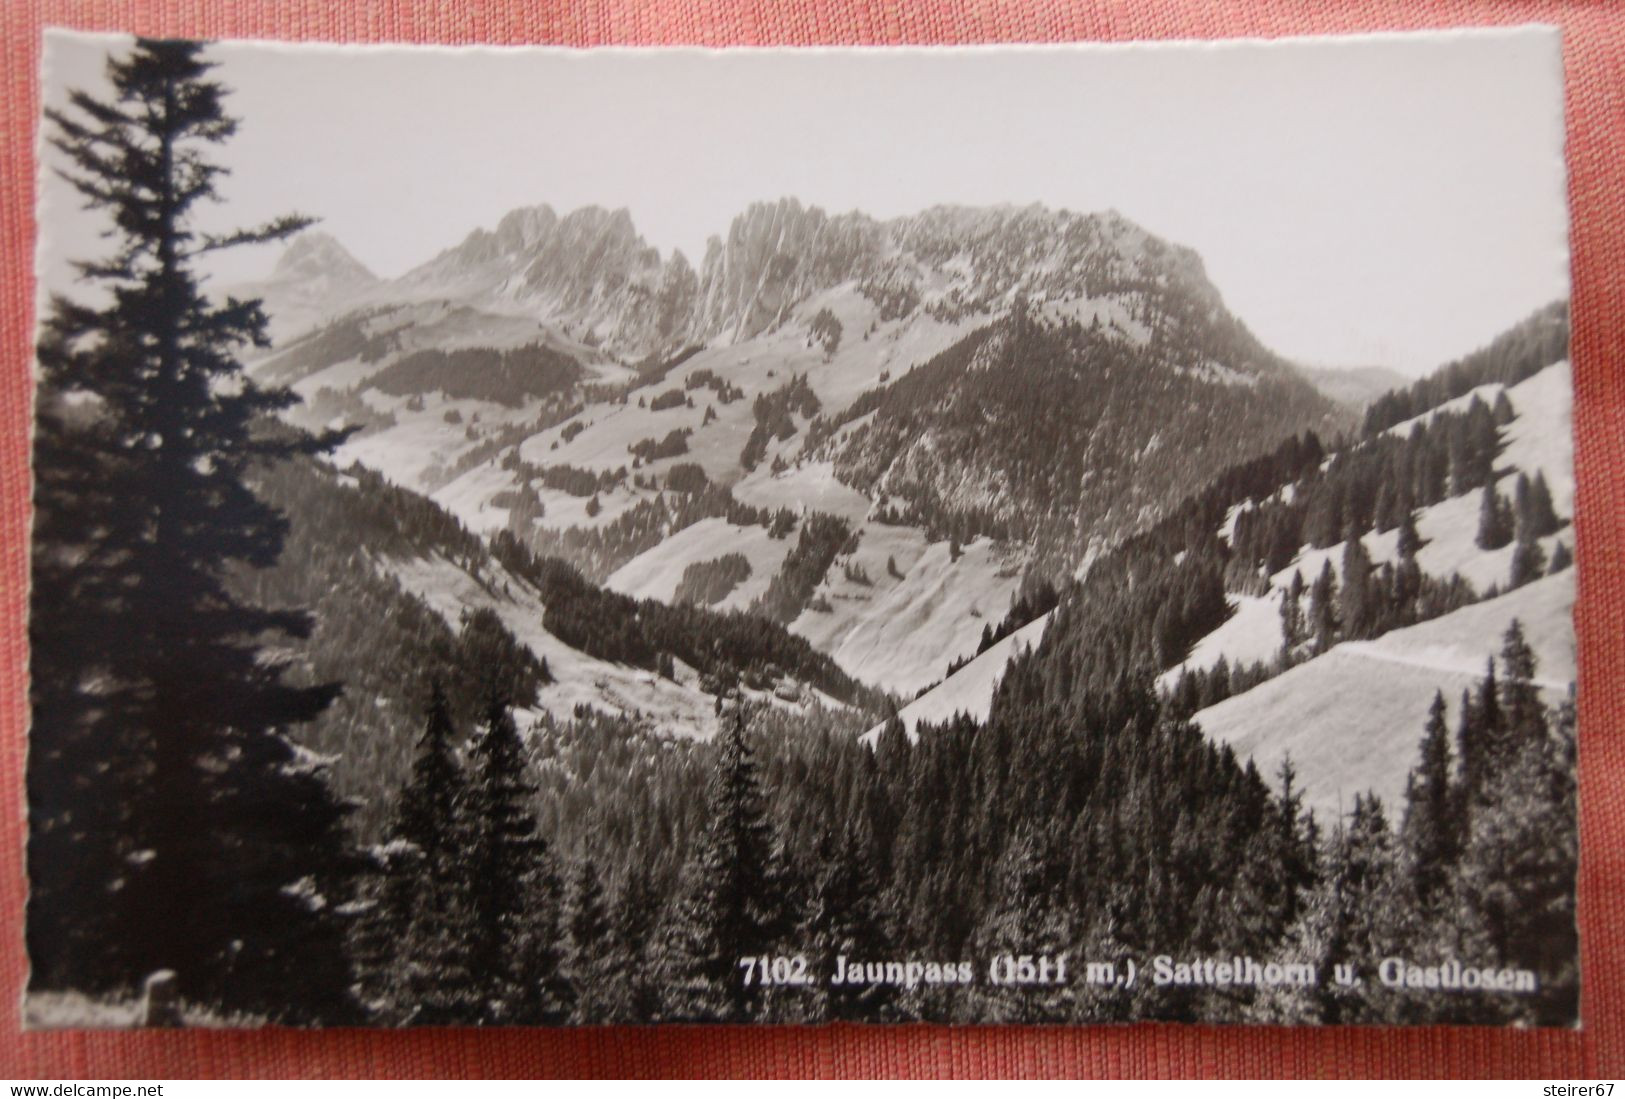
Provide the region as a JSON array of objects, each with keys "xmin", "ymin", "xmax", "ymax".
[{"xmin": 26, "ymin": 27, "xmax": 1576, "ymax": 1028}]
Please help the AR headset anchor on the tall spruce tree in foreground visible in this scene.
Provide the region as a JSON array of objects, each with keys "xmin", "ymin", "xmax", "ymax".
[
  {"xmin": 29, "ymin": 38, "xmax": 355, "ymax": 1021},
  {"xmin": 660, "ymin": 706, "xmax": 787, "ymax": 1021},
  {"xmin": 371, "ymin": 683, "xmax": 482, "ymax": 1023},
  {"xmin": 462, "ymin": 689, "xmax": 571, "ymax": 1022}
]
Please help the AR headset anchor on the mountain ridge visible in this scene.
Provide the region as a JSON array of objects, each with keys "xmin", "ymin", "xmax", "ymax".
[{"xmin": 245, "ymin": 197, "xmax": 1299, "ymax": 371}]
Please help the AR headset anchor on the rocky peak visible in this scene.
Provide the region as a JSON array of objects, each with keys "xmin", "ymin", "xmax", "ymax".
[
  {"xmin": 226, "ymin": 230, "xmax": 379, "ymax": 345},
  {"xmin": 491, "ymin": 204, "xmax": 559, "ymax": 253},
  {"xmin": 270, "ymin": 230, "xmax": 377, "ymax": 291},
  {"xmin": 693, "ymin": 197, "xmax": 884, "ymax": 343},
  {"xmin": 520, "ymin": 206, "xmax": 656, "ymax": 298},
  {"xmin": 887, "ymin": 204, "xmax": 1216, "ymax": 310}
]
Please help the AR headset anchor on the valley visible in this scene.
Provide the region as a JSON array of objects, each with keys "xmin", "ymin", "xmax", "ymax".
[
  {"xmin": 244, "ymin": 198, "xmax": 1350, "ymax": 705},
  {"xmin": 239, "ymin": 198, "xmax": 1574, "ymax": 837}
]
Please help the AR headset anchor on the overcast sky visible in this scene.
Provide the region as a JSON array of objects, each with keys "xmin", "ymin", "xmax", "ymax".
[{"xmin": 39, "ymin": 27, "xmax": 1568, "ymax": 377}]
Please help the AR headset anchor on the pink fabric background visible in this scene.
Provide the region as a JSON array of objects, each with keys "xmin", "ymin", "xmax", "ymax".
[{"xmin": 0, "ymin": 0, "xmax": 1621, "ymax": 1079}]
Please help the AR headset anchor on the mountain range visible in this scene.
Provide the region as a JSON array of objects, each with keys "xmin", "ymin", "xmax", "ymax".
[
  {"xmin": 240, "ymin": 198, "xmax": 1361, "ymax": 699},
  {"xmin": 248, "ymin": 198, "xmax": 1344, "ymax": 377},
  {"xmin": 224, "ymin": 194, "xmax": 1572, "ymax": 837}
]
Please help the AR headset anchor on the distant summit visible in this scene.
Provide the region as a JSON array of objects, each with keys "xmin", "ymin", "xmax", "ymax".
[
  {"xmin": 227, "ymin": 230, "xmax": 379, "ymax": 344},
  {"xmin": 271, "ymin": 230, "xmax": 378, "ymax": 290}
]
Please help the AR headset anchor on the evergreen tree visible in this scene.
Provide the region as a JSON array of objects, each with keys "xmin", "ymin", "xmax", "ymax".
[
  {"xmin": 659, "ymin": 706, "xmax": 787, "ymax": 1020},
  {"xmin": 1528, "ymin": 472, "xmax": 1562, "ymax": 537},
  {"xmin": 1513, "ymin": 473, "xmax": 1534, "ymax": 537},
  {"xmin": 1443, "ymin": 399, "xmax": 1501, "ymax": 497},
  {"xmin": 1475, "ymin": 483, "xmax": 1515, "ymax": 550},
  {"xmin": 1417, "ymin": 430, "xmax": 1449, "ymax": 504},
  {"xmin": 1293, "ymin": 794, "xmax": 1409, "ymax": 1024},
  {"xmin": 463, "ymin": 689, "xmax": 570, "ymax": 1022},
  {"xmin": 564, "ymin": 859, "xmax": 618, "ymax": 1023},
  {"xmin": 1306, "ymin": 482, "xmax": 1346, "ymax": 548},
  {"xmin": 1400, "ymin": 691, "xmax": 1459, "ymax": 905},
  {"xmin": 1455, "ymin": 663, "xmax": 1577, "ymax": 1023},
  {"xmin": 611, "ymin": 867, "xmax": 664, "ymax": 1022},
  {"xmin": 396, "ymin": 683, "xmax": 464, "ymax": 853},
  {"xmin": 1279, "ymin": 569, "xmax": 1305, "ymax": 655},
  {"xmin": 1338, "ymin": 535, "xmax": 1374, "ymax": 640},
  {"xmin": 1308, "ymin": 560, "xmax": 1339, "ymax": 653},
  {"xmin": 799, "ymin": 822, "xmax": 894, "ymax": 1021},
  {"xmin": 1509, "ymin": 533, "xmax": 1548, "ymax": 589},
  {"xmin": 1390, "ymin": 554, "xmax": 1423, "ymax": 627},
  {"xmin": 1371, "ymin": 480, "xmax": 1393, "ymax": 533},
  {"xmin": 375, "ymin": 683, "xmax": 481, "ymax": 1023},
  {"xmin": 1447, "ymin": 424, "xmax": 1475, "ymax": 497},
  {"xmin": 1396, "ymin": 507, "xmax": 1424, "ymax": 560},
  {"xmin": 1465, "ymin": 398, "xmax": 1501, "ymax": 490},
  {"xmin": 1491, "ymin": 389, "xmax": 1516, "ymax": 425},
  {"xmin": 1497, "ymin": 620, "xmax": 1544, "ymax": 759},
  {"xmin": 1273, "ymin": 757, "xmax": 1316, "ymax": 930},
  {"xmin": 28, "ymin": 38, "xmax": 355, "ymax": 1021},
  {"xmin": 1513, "ymin": 471, "xmax": 1562, "ymax": 541},
  {"xmin": 1458, "ymin": 660, "xmax": 1501, "ymax": 810},
  {"xmin": 28, "ymin": 394, "xmax": 130, "ymax": 993},
  {"xmin": 1548, "ymin": 540, "xmax": 1573, "ymax": 574}
]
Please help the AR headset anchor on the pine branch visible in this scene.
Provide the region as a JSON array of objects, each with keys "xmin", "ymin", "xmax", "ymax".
[{"xmin": 194, "ymin": 214, "xmax": 317, "ymax": 256}]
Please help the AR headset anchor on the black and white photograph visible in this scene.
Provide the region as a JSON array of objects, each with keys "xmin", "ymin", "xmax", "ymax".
[{"xmin": 25, "ymin": 27, "xmax": 1578, "ymax": 1029}]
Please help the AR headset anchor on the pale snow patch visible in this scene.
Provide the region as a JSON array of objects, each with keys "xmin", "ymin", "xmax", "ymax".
[
  {"xmin": 1219, "ymin": 500, "xmax": 1254, "ymax": 545},
  {"xmin": 605, "ymin": 517, "xmax": 792, "ymax": 608},
  {"xmin": 792, "ymin": 532, "xmax": 1022, "ymax": 696},
  {"xmin": 860, "ymin": 612, "xmax": 1053, "ymax": 744},
  {"xmin": 1158, "ymin": 591, "xmax": 1283, "ymax": 687},
  {"xmin": 1195, "ymin": 571, "xmax": 1574, "ymax": 821}
]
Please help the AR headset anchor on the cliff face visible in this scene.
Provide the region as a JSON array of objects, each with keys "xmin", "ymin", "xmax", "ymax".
[
  {"xmin": 692, "ymin": 198, "xmax": 884, "ymax": 345},
  {"xmin": 388, "ymin": 204, "xmax": 685, "ymax": 354},
  {"xmin": 680, "ymin": 200, "xmax": 1260, "ymax": 361}
]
